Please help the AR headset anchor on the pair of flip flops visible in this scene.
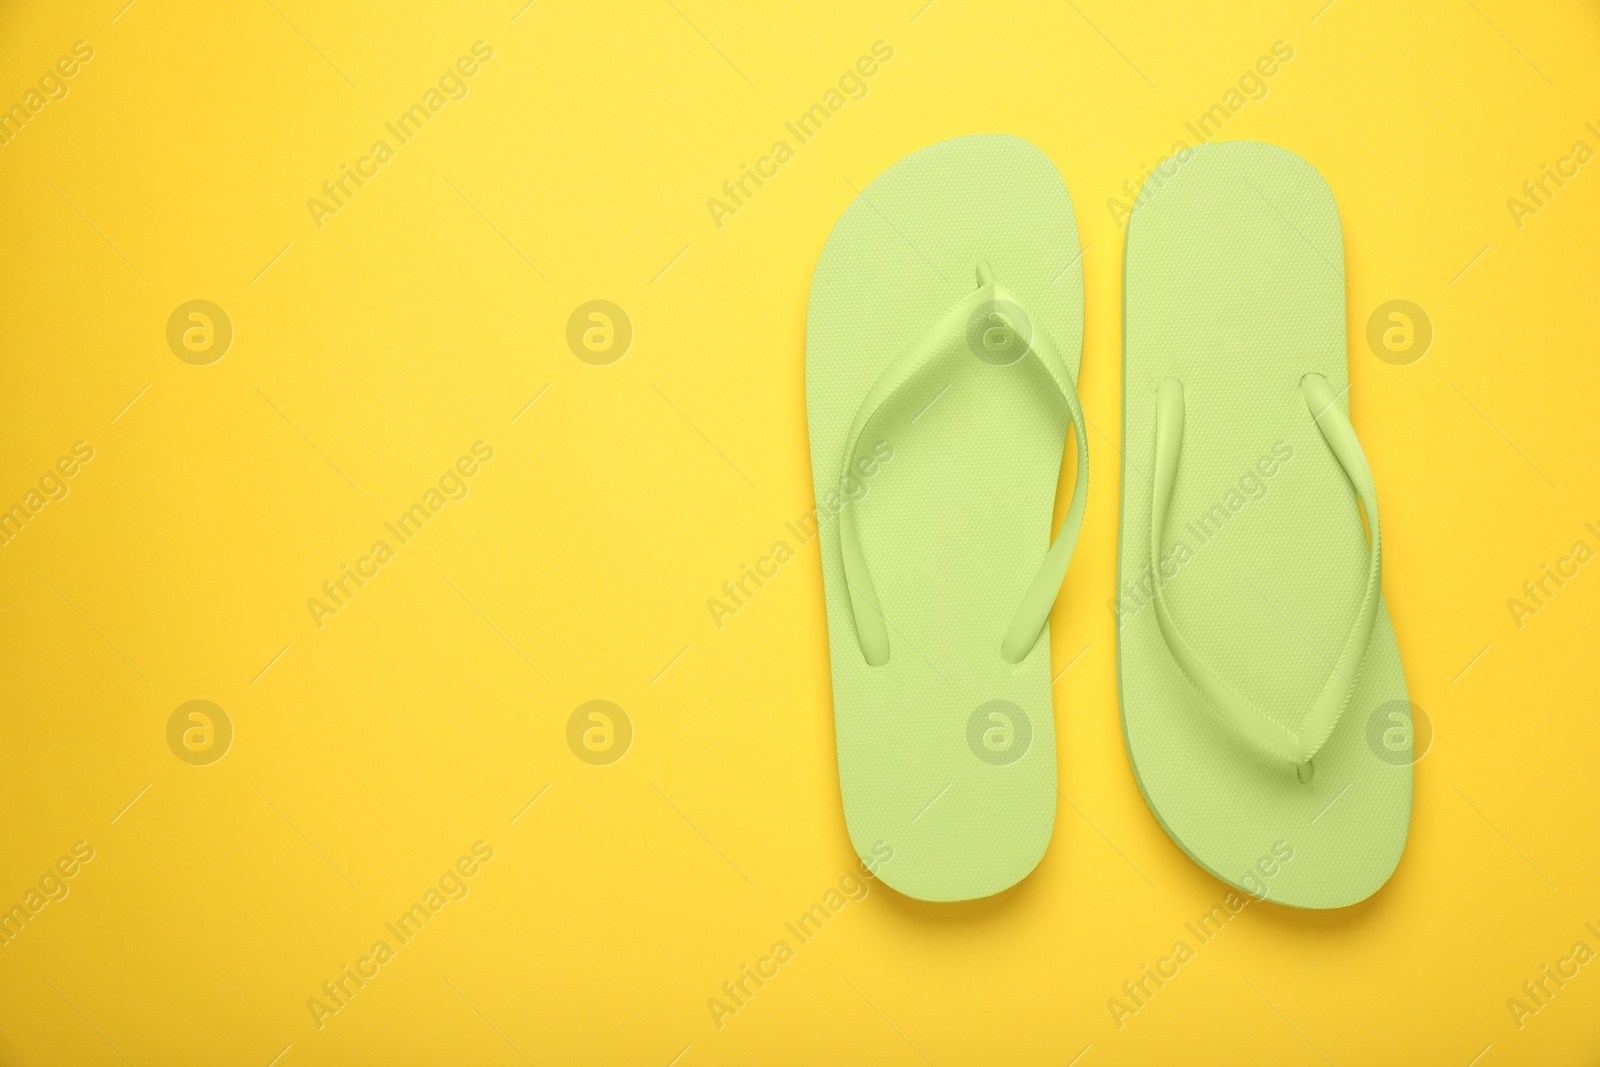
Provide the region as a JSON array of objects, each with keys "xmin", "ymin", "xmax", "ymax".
[{"xmin": 806, "ymin": 136, "xmax": 1411, "ymax": 908}]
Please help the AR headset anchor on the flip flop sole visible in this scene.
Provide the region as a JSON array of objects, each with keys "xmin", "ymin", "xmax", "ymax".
[
  {"xmin": 1119, "ymin": 141, "xmax": 1412, "ymax": 909},
  {"xmin": 807, "ymin": 135, "xmax": 1084, "ymax": 902}
]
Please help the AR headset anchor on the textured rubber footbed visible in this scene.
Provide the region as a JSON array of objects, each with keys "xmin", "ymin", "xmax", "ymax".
[
  {"xmin": 1119, "ymin": 141, "xmax": 1411, "ymax": 909},
  {"xmin": 806, "ymin": 135, "xmax": 1083, "ymax": 902}
]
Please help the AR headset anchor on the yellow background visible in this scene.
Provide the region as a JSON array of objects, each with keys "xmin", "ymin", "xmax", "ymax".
[{"xmin": 1, "ymin": 0, "xmax": 1597, "ymax": 1063}]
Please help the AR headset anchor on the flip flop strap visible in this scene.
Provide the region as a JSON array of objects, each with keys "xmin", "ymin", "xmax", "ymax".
[
  {"xmin": 838, "ymin": 264, "xmax": 1089, "ymax": 667},
  {"xmin": 1149, "ymin": 373, "xmax": 1382, "ymax": 775}
]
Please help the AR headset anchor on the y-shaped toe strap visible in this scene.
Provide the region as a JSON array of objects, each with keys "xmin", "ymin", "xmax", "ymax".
[
  {"xmin": 838, "ymin": 262, "xmax": 1089, "ymax": 667},
  {"xmin": 1150, "ymin": 374, "xmax": 1381, "ymax": 781}
]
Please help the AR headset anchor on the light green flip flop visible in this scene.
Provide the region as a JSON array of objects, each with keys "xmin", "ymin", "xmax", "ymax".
[
  {"xmin": 806, "ymin": 135, "xmax": 1088, "ymax": 902},
  {"xmin": 1119, "ymin": 141, "xmax": 1412, "ymax": 909}
]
